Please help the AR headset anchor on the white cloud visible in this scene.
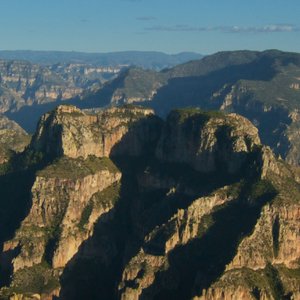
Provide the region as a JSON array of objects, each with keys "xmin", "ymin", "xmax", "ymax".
[{"xmin": 145, "ymin": 24, "xmax": 300, "ymax": 33}]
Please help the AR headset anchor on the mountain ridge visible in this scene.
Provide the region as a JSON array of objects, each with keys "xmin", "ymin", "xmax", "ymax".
[
  {"xmin": 66, "ymin": 49, "xmax": 300, "ymax": 167},
  {"xmin": 0, "ymin": 105, "xmax": 299, "ymax": 299},
  {"xmin": 0, "ymin": 50, "xmax": 203, "ymax": 69}
]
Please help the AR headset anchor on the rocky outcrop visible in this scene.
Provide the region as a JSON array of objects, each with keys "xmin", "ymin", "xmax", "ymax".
[
  {"xmin": 156, "ymin": 109, "xmax": 260, "ymax": 173},
  {"xmin": 3, "ymin": 156, "xmax": 121, "ymax": 273},
  {"xmin": 196, "ymin": 263, "xmax": 300, "ymax": 300},
  {"xmin": 30, "ymin": 105, "xmax": 161, "ymax": 159},
  {"xmin": 216, "ymin": 88, "xmax": 300, "ymax": 168},
  {"xmin": 227, "ymin": 202, "xmax": 300, "ymax": 271},
  {"xmin": 118, "ymin": 186, "xmax": 238, "ymax": 300},
  {"xmin": 116, "ymin": 109, "xmax": 300, "ymax": 299},
  {"xmin": 196, "ymin": 285, "xmax": 262, "ymax": 300}
]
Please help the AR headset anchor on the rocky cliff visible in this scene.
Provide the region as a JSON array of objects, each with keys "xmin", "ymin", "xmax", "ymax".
[
  {"xmin": 155, "ymin": 109, "xmax": 260, "ymax": 173},
  {"xmin": 4, "ymin": 156, "xmax": 121, "ymax": 270},
  {"xmin": 0, "ymin": 105, "xmax": 299, "ymax": 300},
  {"xmin": 30, "ymin": 105, "xmax": 161, "ymax": 159}
]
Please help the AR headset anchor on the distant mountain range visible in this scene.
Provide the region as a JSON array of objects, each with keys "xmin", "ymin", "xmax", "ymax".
[{"xmin": 0, "ymin": 50, "xmax": 203, "ymax": 69}]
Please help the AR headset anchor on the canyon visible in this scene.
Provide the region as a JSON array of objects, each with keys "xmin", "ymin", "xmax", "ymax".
[{"xmin": 0, "ymin": 105, "xmax": 299, "ymax": 299}]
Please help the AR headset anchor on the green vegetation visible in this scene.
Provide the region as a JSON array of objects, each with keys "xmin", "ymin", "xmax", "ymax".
[
  {"xmin": 226, "ymin": 181, "xmax": 244, "ymax": 198},
  {"xmin": 77, "ymin": 182, "xmax": 120, "ymax": 230},
  {"xmin": 236, "ymin": 64, "xmax": 300, "ymax": 110},
  {"xmin": 37, "ymin": 155, "xmax": 119, "ymax": 179},
  {"xmin": 4, "ymin": 262, "xmax": 60, "ymax": 295},
  {"xmin": 99, "ymin": 105, "xmax": 153, "ymax": 122},
  {"xmin": 277, "ymin": 265, "xmax": 300, "ymax": 280},
  {"xmin": 213, "ymin": 265, "xmax": 291, "ymax": 300},
  {"xmin": 216, "ymin": 268, "xmax": 268, "ymax": 293},
  {"xmin": 78, "ymin": 202, "xmax": 94, "ymax": 230},
  {"xmin": 0, "ymin": 130, "xmax": 30, "ymax": 154},
  {"xmin": 121, "ymin": 103, "xmax": 147, "ymax": 110},
  {"xmin": 247, "ymin": 179, "xmax": 277, "ymax": 202},
  {"xmin": 197, "ymin": 182, "xmax": 243, "ymax": 237},
  {"xmin": 43, "ymin": 224, "xmax": 63, "ymax": 266},
  {"xmin": 115, "ymin": 67, "xmax": 167, "ymax": 99},
  {"xmin": 224, "ymin": 265, "xmax": 288, "ymax": 300},
  {"xmin": 0, "ymin": 150, "xmax": 46, "ymax": 176},
  {"xmin": 93, "ymin": 182, "xmax": 121, "ymax": 208},
  {"xmin": 267, "ymin": 171, "xmax": 300, "ymax": 205},
  {"xmin": 264, "ymin": 263, "xmax": 285, "ymax": 300},
  {"xmin": 60, "ymin": 110, "xmax": 84, "ymax": 118},
  {"xmin": 198, "ymin": 214, "xmax": 214, "ymax": 237},
  {"xmin": 169, "ymin": 107, "xmax": 225, "ymax": 124}
]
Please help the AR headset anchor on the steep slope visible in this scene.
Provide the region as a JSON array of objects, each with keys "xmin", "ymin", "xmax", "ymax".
[
  {"xmin": 1, "ymin": 105, "xmax": 299, "ymax": 299},
  {"xmin": 114, "ymin": 109, "xmax": 299, "ymax": 300},
  {"xmin": 0, "ymin": 115, "xmax": 30, "ymax": 164},
  {"xmin": 0, "ymin": 105, "xmax": 162, "ymax": 299}
]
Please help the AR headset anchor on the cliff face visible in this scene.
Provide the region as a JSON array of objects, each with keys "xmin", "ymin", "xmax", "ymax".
[
  {"xmin": 213, "ymin": 83, "xmax": 300, "ymax": 168},
  {"xmin": 156, "ymin": 109, "xmax": 260, "ymax": 173},
  {"xmin": 115, "ymin": 116, "xmax": 297, "ymax": 300},
  {"xmin": 194, "ymin": 177, "xmax": 300, "ymax": 300},
  {"xmin": 0, "ymin": 105, "xmax": 299, "ymax": 300},
  {"xmin": 118, "ymin": 186, "xmax": 238, "ymax": 300},
  {"xmin": 30, "ymin": 105, "xmax": 161, "ymax": 159},
  {"xmin": 12, "ymin": 103, "xmax": 156, "ymax": 276},
  {"xmin": 6, "ymin": 157, "xmax": 121, "ymax": 270}
]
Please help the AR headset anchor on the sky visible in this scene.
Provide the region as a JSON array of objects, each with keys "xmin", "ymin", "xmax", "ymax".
[{"xmin": 0, "ymin": 0, "xmax": 300, "ymax": 54}]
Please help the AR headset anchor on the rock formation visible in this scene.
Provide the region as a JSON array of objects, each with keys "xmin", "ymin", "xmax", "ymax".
[
  {"xmin": 0, "ymin": 105, "xmax": 299, "ymax": 300},
  {"xmin": 30, "ymin": 105, "xmax": 160, "ymax": 159}
]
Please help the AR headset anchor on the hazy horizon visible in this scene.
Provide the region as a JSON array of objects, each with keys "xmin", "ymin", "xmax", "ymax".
[{"xmin": 1, "ymin": 48, "xmax": 300, "ymax": 57}]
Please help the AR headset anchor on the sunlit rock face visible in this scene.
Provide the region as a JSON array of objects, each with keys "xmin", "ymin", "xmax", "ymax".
[{"xmin": 0, "ymin": 105, "xmax": 299, "ymax": 300}]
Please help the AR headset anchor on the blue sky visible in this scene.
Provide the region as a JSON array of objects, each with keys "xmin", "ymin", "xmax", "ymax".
[{"xmin": 0, "ymin": 0, "xmax": 300, "ymax": 54}]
